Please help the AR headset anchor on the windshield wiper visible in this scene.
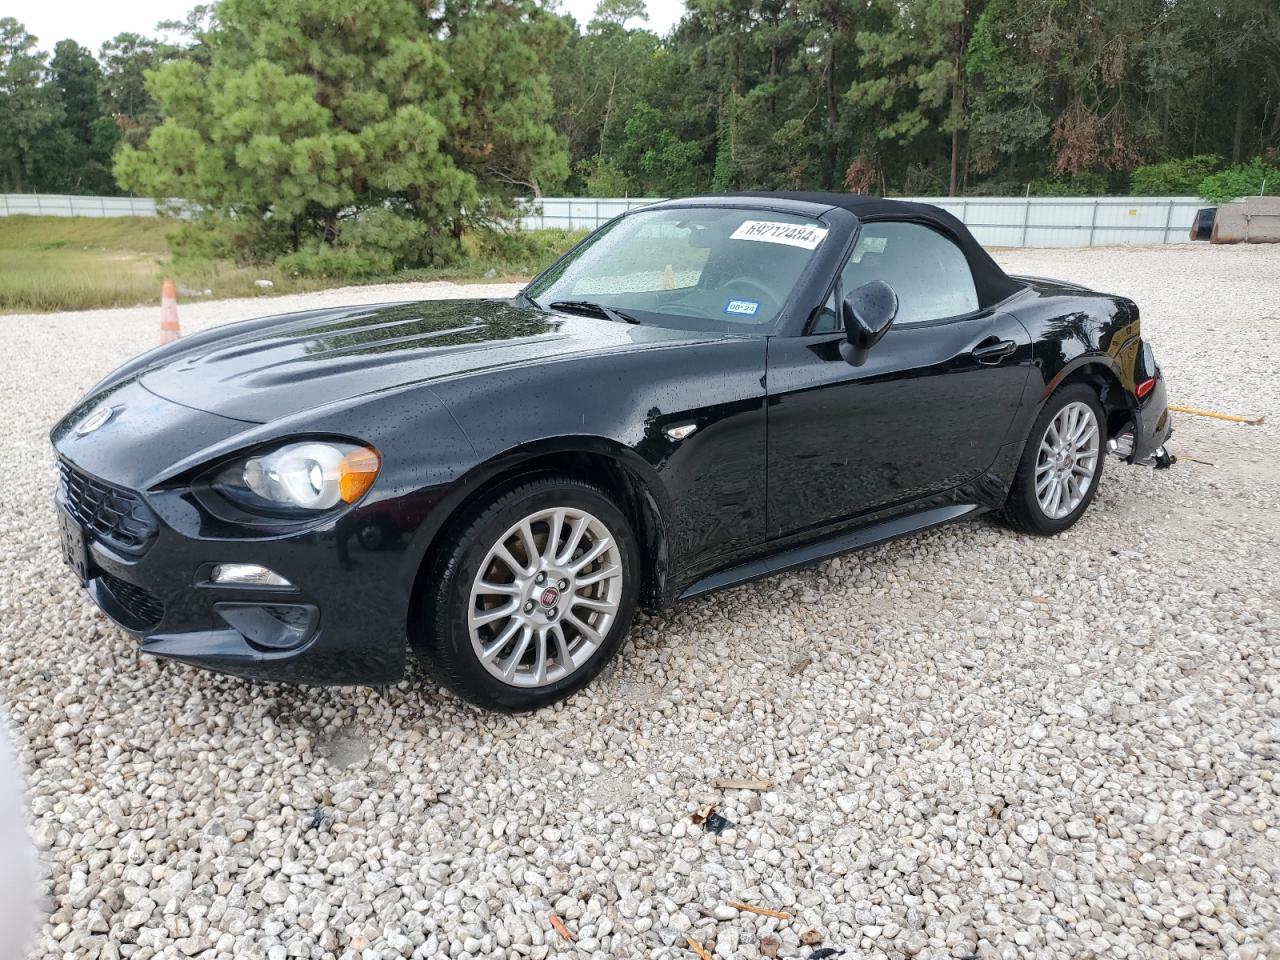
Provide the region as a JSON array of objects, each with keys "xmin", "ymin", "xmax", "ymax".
[{"xmin": 548, "ymin": 299, "xmax": 641, "ymax": 325}]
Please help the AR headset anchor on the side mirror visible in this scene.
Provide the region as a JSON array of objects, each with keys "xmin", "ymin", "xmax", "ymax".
[{"xmin": 840, "ymin": 280, "xmax": 898, "ymax": 366}]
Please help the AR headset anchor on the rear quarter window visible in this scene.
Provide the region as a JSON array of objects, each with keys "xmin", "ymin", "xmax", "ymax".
[{"xmin": 842, "ymin": 222, "xmax": 979, "ymax": 325}]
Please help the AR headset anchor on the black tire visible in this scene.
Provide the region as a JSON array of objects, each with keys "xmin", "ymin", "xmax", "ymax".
[
  {"xmin": 421, "ymin": 474, "xmax": 640, "ymax": 711},
  {"xmin": 1001, "ymin": 382, "xmax": 1108, "ymax": 536}
]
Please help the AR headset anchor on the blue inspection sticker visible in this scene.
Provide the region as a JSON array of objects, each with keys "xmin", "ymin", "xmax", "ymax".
[{"xmin": 724, "ymin": 299, "xmax": 760, "ymax": 317}]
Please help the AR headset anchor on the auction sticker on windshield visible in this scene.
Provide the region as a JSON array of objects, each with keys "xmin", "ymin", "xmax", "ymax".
[{"xmin": 730, "ymin": 220, "xmax": 829, "ymax": 250}]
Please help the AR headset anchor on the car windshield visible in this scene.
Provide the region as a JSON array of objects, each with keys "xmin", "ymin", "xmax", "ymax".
[{"xmin": 523, "ymin": 206, "xmax": 831, "ymax": 334}]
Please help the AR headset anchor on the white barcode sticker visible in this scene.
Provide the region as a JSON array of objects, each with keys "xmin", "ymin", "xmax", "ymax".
[{"xmin": 730, "ymin": 220, "xmax": 829, "ymax": 250}]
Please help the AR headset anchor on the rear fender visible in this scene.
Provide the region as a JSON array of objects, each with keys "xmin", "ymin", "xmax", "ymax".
[{"xmin": 1012, "ymin": 353, "xmax": 1133, "ymax": 444}]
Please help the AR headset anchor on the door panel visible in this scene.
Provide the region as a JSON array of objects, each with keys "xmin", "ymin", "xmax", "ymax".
[{"xmin": 765, "ymin": 311, "xmax": 1032, "ymax": 539}]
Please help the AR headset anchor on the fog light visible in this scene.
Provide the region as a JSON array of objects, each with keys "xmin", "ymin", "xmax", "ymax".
[{"xmin": 210, "ymin": 563, "xmax": 292, "ymax": 587}]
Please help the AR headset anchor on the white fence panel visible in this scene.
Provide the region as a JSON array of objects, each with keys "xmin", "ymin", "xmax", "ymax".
[
  {"xmin": 518, "ymin": 195, "xmax": 1206, "ymax": 247},
  {"xmin": 912, "ymin": 196, "xmax": 1203, "ymax": 247},
  {"xmin": 923, "ymin": 198, "xmax": 1027, "ymax": 247},
  {"xmin": 4, "ymin": 192, "xmax": 1206, "ymax": 247},
  {"xmin": 0, "ymin": 194, "xmax": 186, "ymax": 218},
  {"xmin": 518, "ymin": 196, "xmax": 665, "ymax": 231}
]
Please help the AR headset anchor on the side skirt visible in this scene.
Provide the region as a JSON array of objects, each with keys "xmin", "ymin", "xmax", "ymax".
[{"xmin": 677, "ymin": 502, "xmax": 986, "ymax": 601}]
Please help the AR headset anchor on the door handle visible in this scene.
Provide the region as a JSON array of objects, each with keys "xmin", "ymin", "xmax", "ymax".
[{"xmin": 971, "ymin": 338, "xmax": 1017, "ymax": 364}]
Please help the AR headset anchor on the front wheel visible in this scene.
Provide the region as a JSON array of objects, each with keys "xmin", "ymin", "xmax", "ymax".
[
  {"xmin": 1002, "ymin": 383, "xmax": 1107, "ymax": 535},
  {"xmin": 422, "ymin": 475, "xmax": 640, "ymax": 711}
]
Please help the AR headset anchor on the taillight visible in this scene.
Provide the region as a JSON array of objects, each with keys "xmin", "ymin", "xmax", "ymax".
[{"xmin": 1135, "ymin": 339, "xmax": 1158, "ymax": 400}]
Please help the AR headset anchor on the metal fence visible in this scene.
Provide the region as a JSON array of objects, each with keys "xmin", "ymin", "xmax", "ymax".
[
  {"xmin": 0, "ymin": 194, "xmax": 188, "ymax": 217},
  {"xmin": 519, "ymin": 195, "xmax": 1206, "ymax": 247},
  {"xmin": 517, "ymin": 196, "xmax": 667, "ymax": 231},
  {"xmin": 919, "ymin": 196, "xmax": 1204, "ymax": 247},
  {"xmin": 3, "ymin": 192, "xmax": 1205, "ymax": 247}
]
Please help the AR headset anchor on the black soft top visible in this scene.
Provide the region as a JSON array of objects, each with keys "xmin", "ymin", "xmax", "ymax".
[{"xmin": 682, "ymin": 191, "xmax": 1026, "ymax": 309}]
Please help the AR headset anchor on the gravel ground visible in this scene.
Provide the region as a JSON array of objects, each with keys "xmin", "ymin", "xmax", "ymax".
[{"xmin": 1, "ymin": 245, "xmax": 1278, "ymax": 960}]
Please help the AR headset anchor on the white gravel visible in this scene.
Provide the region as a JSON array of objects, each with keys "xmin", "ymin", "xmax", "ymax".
[{"xmin": 1, "ymin": 246, "xmax": 1278, "ymax": 960}]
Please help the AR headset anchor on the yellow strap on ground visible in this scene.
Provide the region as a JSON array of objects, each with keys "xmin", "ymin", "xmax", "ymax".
[{"xmin": 1168, "ymin": 405, "xmax": 1264, "ymax": 426}]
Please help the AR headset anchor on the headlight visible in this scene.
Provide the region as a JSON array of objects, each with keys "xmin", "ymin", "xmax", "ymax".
[{"xmin": 210, "ymin": 441, "xmax": 381, "ymax": 515}]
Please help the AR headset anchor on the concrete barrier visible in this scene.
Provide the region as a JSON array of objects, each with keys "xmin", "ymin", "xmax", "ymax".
[{"xmin": 1211, "ymin": 196, "xmax": 1280, "ymax": 243}]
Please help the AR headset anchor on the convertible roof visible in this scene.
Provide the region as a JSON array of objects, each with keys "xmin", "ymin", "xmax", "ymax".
[{"xmin": 670, "ymin": 191, "xmax": 1026, "ymax": 309}]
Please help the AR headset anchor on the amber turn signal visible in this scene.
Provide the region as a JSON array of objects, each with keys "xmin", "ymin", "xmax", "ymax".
[{"xmin": 338, "ymin": 447, "xmax": 381, "ymax": 503}]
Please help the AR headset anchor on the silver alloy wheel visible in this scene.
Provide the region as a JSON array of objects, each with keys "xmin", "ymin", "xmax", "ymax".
[
  {"xmin": 1034, "ymin": 400, "xmax": 1101, "ymax": 520},
  {"xmin": 467, "ymin": 507, "xmax": 624, "ymax": 688}
]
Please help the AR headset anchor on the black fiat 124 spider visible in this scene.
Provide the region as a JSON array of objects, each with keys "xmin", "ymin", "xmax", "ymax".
[{"xmin": 52, "ymin": 193, "xmax": 1172, "ymax": 709}]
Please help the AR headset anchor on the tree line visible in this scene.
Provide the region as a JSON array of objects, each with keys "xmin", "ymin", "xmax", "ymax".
[
  {"xmin": 0, "ymin": 15, "xmax": 189, "ymax": 196},
  {"xmin": 0, "ymin": 0, "xmax": 1277, "ymax": 273},
  {"xmin": 562, "ymin": 0, "xmax": 1279, "ymax": 200}
]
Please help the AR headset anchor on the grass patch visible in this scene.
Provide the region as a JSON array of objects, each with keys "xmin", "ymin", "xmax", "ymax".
[
  {"xmin": 0, "ymin": 216, "xmax": 177, "ymax": 312},
  {"xmin": 0, "ymin": 216, "xmax": 585, "ymax": 314}
]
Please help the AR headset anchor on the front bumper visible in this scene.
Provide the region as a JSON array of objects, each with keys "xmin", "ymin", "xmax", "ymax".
[{"xmin": 54, "ymin": 462, "xmax": 412, "ymax": 686}]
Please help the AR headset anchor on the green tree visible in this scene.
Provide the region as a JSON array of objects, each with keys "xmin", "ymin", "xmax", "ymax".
[
  {"xmin": 851, "ymin": 0, "xmax": 977, "ymax": 197},
  {"xmin": 1199, "ymin": 156, "xmax": 1280, "ymax": 203},
  {"xmin": 685, "ymin": 0, "xmax": 809, "ymax": 190},
  {"xmin": 613, "ymin": 101, "xmax": 705, "ymax": 195},
  {"xmin": 592, "ymin": 0, "xmax": 648, "ymax": 28},
  {"xmin": 99, "ymin": 32, "xmax": 167, "ymax": 145},
  {"xmin": 604, "ymin": 27, "xmax": 714, "ymax": 194},
  {"xmin": 116, "ymin": 0, "xmax": 571, "ymax": 270},
  {"xmin": 0, "ymin": 18, "xmax": 62, "ymax": 192},
  {"xmin": 577, "ymin": 155, "xmax": 632, "ymax": 196},
  {"xmin": 683, "ymin": 0, "xmax": 761, "ymax": 191},
  {"xmin": 156, "ymin": 4, "xmax": 219, "ymax": 67},
  {"xmin": 1175, "ymin": 0, "xmax": 1280, "ymax": 165},
  {"xmin": 44, "ymin": 40, "xmax": 119, "ymax": 193},
  {"xmin": 441, "ymin": 0, "xmax": 570, "ymax": 203},
  {"xmin": 1129, "ymin": 155, "xmax": 1222, "ymax": 196},
  {"xmin": 963, "ymin": 0, "xmax": 1050, "ymax": 181},
  {"xmin": 798, "ymin": 0, "xmax": 863, "ymax": 190},
  {"xmin": 50, "ymin": 41, "xmax": 99, "ymax": 143},
  {"xmin": 966, "ymin": 0, "xmax": 1175, "ymax": 182},
  {"xmin": 585, "ymin": 7, "xmax": 658, "ymax": 163},
  {"xmin": 549, "ymin": 4, "xmax": 676, "ymax": 192}
]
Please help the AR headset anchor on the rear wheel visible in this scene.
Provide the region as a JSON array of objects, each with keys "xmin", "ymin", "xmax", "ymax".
[
  {"xmin": 423, "ymin": 475, "xmax": 639, "ymax": 711},
  {"xmin": 1002, "ymin": 383, "xmax": 1107, "ymax": 535}
]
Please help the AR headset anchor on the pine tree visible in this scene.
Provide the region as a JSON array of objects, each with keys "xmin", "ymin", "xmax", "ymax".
[
  {"xmin": 441, "ymin": 0, "xmax": 570, "ymax": 203},
  {"xmin": 0, "ymin": 18, "xmax": 62, "ymax": 192},
  {"xmin": 45, "ymin": 41, "xmax": 119, "ymax": 194},
  {"xmin": 115, "ymin": 0, "xmax": 567, "ymax": 269},
  {"xmin": 850, "ymin": 0, "xmax": 976, "ymax": 196}
]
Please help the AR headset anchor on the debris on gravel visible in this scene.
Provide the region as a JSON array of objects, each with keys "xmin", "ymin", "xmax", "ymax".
[{"xmin": 1, "ymin": 247, "xmax": 1278, "ymax": 960}]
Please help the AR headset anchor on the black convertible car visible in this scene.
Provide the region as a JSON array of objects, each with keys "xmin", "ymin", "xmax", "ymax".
[{"xmin": 52, "ymin": 193, "xmax": 1171, "ymax": 709}]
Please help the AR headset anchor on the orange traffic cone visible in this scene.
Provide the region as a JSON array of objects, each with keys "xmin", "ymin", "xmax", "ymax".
[{"xmin": 159, "ymin": 279, "xmax": 181, "ymax": 344}]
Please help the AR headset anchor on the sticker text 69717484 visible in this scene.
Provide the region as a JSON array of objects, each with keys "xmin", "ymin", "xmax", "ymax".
[{"xmin": 730, "ymin": 220, "xmax": 830, "ymax": 250}]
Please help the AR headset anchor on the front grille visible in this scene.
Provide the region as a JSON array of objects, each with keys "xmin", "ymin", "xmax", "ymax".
[
  {"xmin": 99, "ymin": 573, "xmax": 164, "ymax": 629},
  {"xmin": 58, "ymin": 460, "xmax": 158, "ymax": 554}
]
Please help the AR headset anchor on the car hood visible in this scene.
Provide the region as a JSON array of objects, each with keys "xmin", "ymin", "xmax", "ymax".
[{"xmin": 139, "ymin": 298, "xmax": 717, "ymax": 423}]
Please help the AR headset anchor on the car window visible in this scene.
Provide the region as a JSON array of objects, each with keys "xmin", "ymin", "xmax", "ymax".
[
  {"xmin": 841, "ymin": 221, "xmax": 978, "ymax": 325},
  {"xmin": 811, "ymin": 221, "xmax": 979, "ymax": 333},
  {"xmin": 525, "ymin": 207, "xmax": 831, "ymax": 334}
]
